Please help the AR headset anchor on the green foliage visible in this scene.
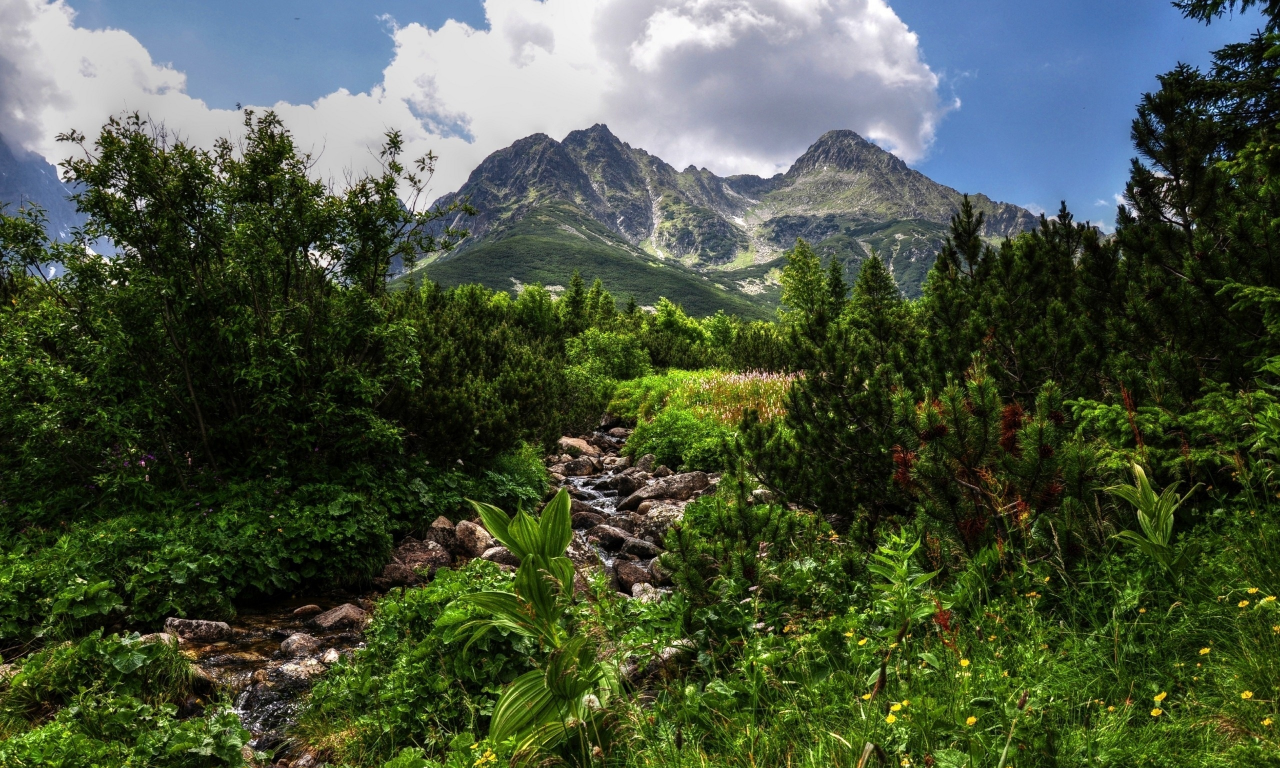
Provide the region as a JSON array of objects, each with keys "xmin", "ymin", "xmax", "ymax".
[
  {"xmin": 295, "ymin": 560, "xmax": 532, "ymax": 765},
  {"xmin": 1109, "ymin": 463, "xmax": 1202, "ymax": 581},
  {"xmin": 459, "ymin": 490, "xmax": 618, "ymax": 765}
]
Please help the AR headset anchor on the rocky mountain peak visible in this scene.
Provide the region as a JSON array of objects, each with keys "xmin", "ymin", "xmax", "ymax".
[{"xmin": 784, "ymin": 129, "xmax": 909, "ymax": 179}]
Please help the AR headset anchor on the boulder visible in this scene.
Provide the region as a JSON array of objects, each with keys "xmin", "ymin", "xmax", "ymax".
[
  {"xmin": 634, "ymin": 503, "xmax": 686, "ymax": 540},
  {"xmin": 373, "ymin": 562, "xmax": 417, "ymax": 590},
  {"xmin": 292, "ymin": 605, "xmax": 322, "ymax": 617},
  {"xmin": 548, "ymin": 464, "xmax": 568, "ymax": 476},
  {"xmin": 278, "ymin": 658, "xmax": 327, "ymax": 682},
  {"xmin": 607, "ymin": 427, "xmax": 633, "ymax": 439},
  {"xmin": 586, "ymin": 524, "xmax": 631, "ymax": 550},
  {"xmin": 566, "ymin": 531, "xmax": 604, "ymax": 570},
  {"xmin": 635, "ymin": 454, "xmax": 657, "ymax": 472},
  {"xmin": 621, "ymin": 537, "xmax": 662, "ymax": 558},
  {"xmin": 280, "ymin": 633, "xmax": 320, "ymax": 657},
  {"xmin": 454, "ymin": 520, "xmax": 496, "ymax": 558},
  {"xmin": 320, "ymin": 648, "xmax": 341, "ymax": 665},
  {"xmin": 396, "ymin": 538, "xmax": 452, "ymax": 575},
  {"xmin": 563, "ymin": 457, "xmax": 597, "ymax": 477},
  {"xmin": 481, "ymin": 546, "xmax": 522, "ymax": 567},
  {"xmin": 163, "ymin": 618, "xmax": 234, "ymax": 644},
  {"xmin": 567, "ymin": 484, "xmax": 595, "ymax": 500},
  {"xmin": 423, "ymin": 516, "xmax": 457, "ymax": 552},
  {"xmin": 653, "ymin": 465, "xmax": 674, "ymax": 478},
  {"xmin": 571, "ymin": 510, "xmax": 605, "ymax": 529},
  {"xmin": 309, "ymin": 603, "xmax": 368, "ymax": 631},
  {"xmin": 616, "ymin": 472, "xmax": 710, "ymax": 511},
  {"xmin": 599, "ymin": 468, "xmax": 649, "ymax": 496},
  {"xmin": 570, "ymin": 498, "xmax": 597, "ymax": 516},
  {"xmin": 751, "ymin": 488, "xmax": 776, "ymax": 505},
  {"xmin": 558, "ymin": 436, "xmax": 601, "ymax": 457},
  {"xmin": 603, "ymin": 456, "xmax": 630, "ymax": 470},
  {"xmin": 549, "ymin": 472, "xmax": 567, "ymax": 483},
  {"xmin": 614, "ymin": 560, "xmax": 653, "ymax": 593}
]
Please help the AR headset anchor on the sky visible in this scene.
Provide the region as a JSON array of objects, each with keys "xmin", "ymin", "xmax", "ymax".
[{"xmin": 0, "ymin": 0, "xmax": 1266, "ymax": 231}]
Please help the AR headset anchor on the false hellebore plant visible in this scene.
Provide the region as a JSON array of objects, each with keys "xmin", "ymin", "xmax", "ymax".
[{"xmin": 460, "ymin": 489, "xmax": 619, "ymax": 764}]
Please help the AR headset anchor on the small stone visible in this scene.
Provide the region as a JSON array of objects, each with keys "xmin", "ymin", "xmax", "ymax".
[
  {"xmin": 321, "ymin": 648, "xmax": 341, "ymax": 665},
  {"xmin": 751, "ymin": 488, "xmax": 776, "ymax": 504},
  {"xmin": 292, "ymin": 605, "xmax": 322, "ymax": 617},
  {"xmin": 614, "ymin": 560, "xmax": 653, "ymax": 593},
  {"xmin": 163, "ymin": 618, "xmax": 234, "ymax": 643},
  {"xmin": 291, "ymin": 755, "xmax": 317, "ymax": 768},
  {"xmin": 373, "ymin": 562, "xmax": 416, "ymax": 590},
  {"xmin": 653, "ymin": 465, "xmax": 673, "ymax": 478},
  {"xmin": 550, "ymin": 472, "xmax": 566, "ymax": 483},
  {"xmin": 635, "ymin": 454, "xmax": 657, "ymax": 472},
  {"xmin": 616, "ymin": 472, "xmax": 710, "ymax": 512},
  {"xmin": 138, "ymin": 632, "xmax": 178, "ymax": 646},
  {"xmin": 632, "ymin": 583, "xmax": 664, "ymax": 603},
  {"xmin": 621, "ymin": 537, "xmax": 662, "ymax": 558},
  {"xmin": 586, "ymin": 524, "xmax": 631, "ymax": 550},
  {"xmin": 396, "ymin": 538, "xmax": 452, "ymax": 575},
  {"xmin": 570, "ymin": 498, "xmax": 597, "ymax": 516},
  {"xmin": 281, "ymin": 633, "xmax": 320, "ymax": 657},
  {"xmin": 454, "ymin": 520, "xmax": 496, "ymax": 558},
  {"xmin": 566, "ymin": 531, "xmax": 603, "ymax": 570},
  {"xmin": 637, "ymin": 500, "xmax": 655, "ymax": 515},
  {"xmin": 279, "ymin": 659, "xmax": 326, "ymax": 681},
  {"xmin": 608, "ymin": 427, "xmax": 633, "ymax": 439},
  {"xmin": 481, "ymin": 546, "xmax": 522, "ymax": 567},
  {"xmin": 572, "ymin": 511, "xmax": 605, "ymax": 529},
  {"xmin": 309, "ymin": 603, "xmax": 368, "ymax": 631}
]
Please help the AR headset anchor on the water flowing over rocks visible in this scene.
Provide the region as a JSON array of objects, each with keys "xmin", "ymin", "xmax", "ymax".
[{"xmin": 178, "ymin": 423, "xmax": 712, "ymax": 763}]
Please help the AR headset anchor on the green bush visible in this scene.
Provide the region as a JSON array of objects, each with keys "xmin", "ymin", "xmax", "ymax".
[{"xmin": 626, "ymin": 408, "xmax": 731, "ymax": 472}]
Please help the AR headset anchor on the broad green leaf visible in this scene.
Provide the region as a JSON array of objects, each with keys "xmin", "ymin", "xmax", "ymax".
[
  {"xmin": 490, "ymin": 669, "xmax": 559, "ymax": 744},
  {"xmin": 538, "ymin": 489, "xmax": 573, "ymax": 558}
]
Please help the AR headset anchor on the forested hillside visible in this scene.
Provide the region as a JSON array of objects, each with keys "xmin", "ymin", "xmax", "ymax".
[{"xmin": 1, "ymin": 1, "xmax": 1280, "ymax": 767}]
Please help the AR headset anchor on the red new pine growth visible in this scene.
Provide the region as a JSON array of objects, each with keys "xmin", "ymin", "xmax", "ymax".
[
  {"xmin": 892, "ymin": 445, "xmax": 917, "ymax": 487},
  {"xmin": 1000, "ymin": 403, "xmax": 1024, "ymax": 454}
]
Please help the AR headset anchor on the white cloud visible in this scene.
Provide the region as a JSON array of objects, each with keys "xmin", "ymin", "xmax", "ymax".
[{"xmin": 1, "ymin": 0, "xmax": 948, "ymax": 199}]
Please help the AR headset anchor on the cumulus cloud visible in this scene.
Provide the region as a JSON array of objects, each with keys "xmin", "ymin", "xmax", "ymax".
[{"xmin": 1, "ymin": 0, "xmax": 948, "ymax": 198}]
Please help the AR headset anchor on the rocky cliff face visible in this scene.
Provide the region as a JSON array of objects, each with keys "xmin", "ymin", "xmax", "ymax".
[
  {"xmin": 426, "ymin": 125, "xmax": 1039, "ymax": 299},
  {"xmin": 0, "ymin": 138, "xmax": 83, "ymax": 239}
]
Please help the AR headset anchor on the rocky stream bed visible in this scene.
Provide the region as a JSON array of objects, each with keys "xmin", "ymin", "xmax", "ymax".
[{"xmin": 156, "ymin": 426, "xmax": 714, "ymax": 766}]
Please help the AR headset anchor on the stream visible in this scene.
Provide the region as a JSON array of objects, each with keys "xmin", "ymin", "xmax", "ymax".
[{"xmin": 177, "ymin": 425, "xmax": 698, "ymax": 764}]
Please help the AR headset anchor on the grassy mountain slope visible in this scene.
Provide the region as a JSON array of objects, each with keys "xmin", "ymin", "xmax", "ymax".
[{"xmin": 411, "ymin": 202, "xmax": 775, "ymax": 320}]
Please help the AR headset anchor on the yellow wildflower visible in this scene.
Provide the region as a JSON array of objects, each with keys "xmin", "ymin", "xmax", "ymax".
[
  {"xmin": 1264, "ymin": 718, "xmax": 1274, "ymax": 727},
  {"xmin": 1265, "ymin": 596, "xmax": 1277, "ymax": 603},
  {"xmin": 1107, "ymin": 705, "xmax": 1116, "ymax": 712},
  {"xmin": 1242, "ymin": 691, "xmax": 1254, "ymax": 700},
  {"xmin": 1239, "ymin": 600, "xmax": 1250, "ymax": 608},
  {"xmin": 891, "ymin": 703, "xmax": 902, "ymax": 712},
  {"xmin": 886, "ymin": 714, "xmax": 897, "ymax": 724},
  {"xmin": 901, "ymin": 699, "xmax": 910, "ymax": 707},
  {"xmin": 1154, "ymin": 691, "xmax": 1167, "ymax": 703},
  {"xmin": 1139, "ymin": 608, "xmax": 1146, "ymax": 614},
  {"xmin": 965, "ymin": 716, "xmax": 977, "ymax": 726},
  {"xmin": 1199, "ymin": 647, "xmax": 1211, "ymax": 655},
  {"xmin": 1249, "ymin": 587, "xmax": 1259, "ymax": 594},
  {"xmin": 858, "ymin": 638, "xmax": 869, "ymax": 646},
  {"xmin": 844, "ymin": 631, "xmax": 855, "ymax": 638},
  {"xmin": 960, "ymin": 659, "xmax": 970, "ymax": 667},
  {"xmin": 862, "ymin": 693, "xmax": 873, "ymax": 701},
  {"xmin": 1151, "ymin": 708, "xmax": 1163, "ymax": 717}
]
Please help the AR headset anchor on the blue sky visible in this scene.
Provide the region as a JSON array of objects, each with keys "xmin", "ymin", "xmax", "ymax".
[{"xmin": 26, "ymin": 1, "xmax": 1271, "ymax": 227}]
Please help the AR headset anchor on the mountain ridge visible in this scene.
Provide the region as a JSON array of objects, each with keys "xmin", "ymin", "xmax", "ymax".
[{"xmin": 415, "ymin": 125, "xmax": 1041, "ymax": 311}]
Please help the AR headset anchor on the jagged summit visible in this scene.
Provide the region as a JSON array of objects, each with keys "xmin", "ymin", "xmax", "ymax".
[{"xmin": 420, "ymin": 126, "xmax": 1038, "ymax": 309}]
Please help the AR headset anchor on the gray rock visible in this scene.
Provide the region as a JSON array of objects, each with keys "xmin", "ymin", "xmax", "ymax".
[
  {"xmin": 653, "ymin": 465, "xmax": 674, "ymax": 478},
  {"xmin": 603, "ymin": 455, "xmax": 631, "ymax": 470},
  {"xmin": 563, "ymin": 456, "xmax": 597, "ymax": 477},
  {"xmin": 570, "ymin": 498, "xmax": 597, "ymax": 517},
  {"xmin": 572, "ymin": 510, "xmax": 605, "ymax": 529},
  {"xmin": 423, "ymin": 516, "xmax": 457, "ymax": 552},
  {"xmin": 292, "ymin": 604, "xmax": 322, "ymax": 617},
  {"xmin": 138, "ymin": 632, "xmax": 178, "ymax": 646},
  {"xmin": 599, "ymin": 468, "xmax": 649, "ymax": 496},
  {"xmin": 454, "ymin": 520, "xmax": 496, "ymax": 558},
  {"xmin": 163, "ymin": 618, "xmax": 233, "ymax": 643},
  {"xmin": 281, "ymin": 633, "xmax": 320, "ymax": 657},
  {"xmin": 481, "ymin": 546, "xmax": 521, "ymax": 567},
  {"xmin": 607, "ymin": 427, "xmax": 633, "ymax": 439},
  {"xmin": 558, "ymin": 436, "xmax": 601, "ymax": 457},
  {"xmin": 634, "ymin": 502, "xmax": 686, "ymax": 540},
  {"xmin": 566, "ymin": 531, "xmax": 603, "ymax": 570},
  {"xmin": 373, "ymin": 562, "xmax": 416, "ymax": 589},
  {"xmin": 614, "ymin": 560, "xmax": 653, "ymax": 593},
  {"xmin": 278, "ymin": 659, "xmax": 326, "ymax": 682},
  {"xmin": 632, "ymin": 583, "xmax": 664, "ymax": 603},
  {"xmin": 321, "ymin": 648, "xmax": 341, "ymax": 665},
  {"xmin": 586, "ymin": 524, "xmax": 631, "ymax": 550},
  {"xmin": 309, "ymin": 603, "xmax": 368, "ymax": 631},
  {"xmin": 396, "ymin": 538, "xmax": 452, "ymax": 575},
  {"xmin": 616, "ymin": 472, "xmax": 710, "ymax": 511},
  {"xmin": 636, "ymin": 454, "xmax": 657, "ymax": 472},
  {"xmin": 621, "ymin": 537, "xmax": 662, "ymax": 558},
  {"xmin": 751, "ymin": 488, "xmax": 776, "ymax": 504}
]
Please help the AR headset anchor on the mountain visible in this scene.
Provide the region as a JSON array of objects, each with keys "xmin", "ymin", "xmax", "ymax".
[
  {"xmin": 408, "ymin": 126, "xmax": 1039, "ymax": 314},
  {"xmin": 0, "ymin": 138, "xmax": 82, "ymax": 240}
]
